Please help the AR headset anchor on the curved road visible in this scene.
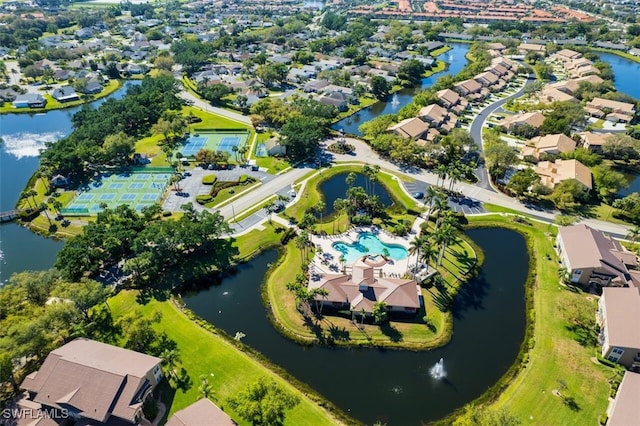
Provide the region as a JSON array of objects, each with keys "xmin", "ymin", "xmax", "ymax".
[{"xmin": 469, "ymin": 74, "xmax": 537, "ymax": 191}]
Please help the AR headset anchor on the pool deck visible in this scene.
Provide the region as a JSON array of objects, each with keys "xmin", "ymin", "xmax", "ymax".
[{"xmin": 310, "ymin": 225, "xmax": 423, "ymax": 277}]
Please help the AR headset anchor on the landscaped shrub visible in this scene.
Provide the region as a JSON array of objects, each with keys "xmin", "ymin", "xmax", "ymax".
[
  {"xmin": 280, "ymin": 228, "xmax": 297, "ymax": 245},
  {"xmin": 238, "ymin": 174, "xmax": 248, "ymax": 184},
  {"xmin": 202, "ymin": 174, "xmax": 217, "ymax": 185},
  {"xmin": 162, "ymin": 211, "xmax": 172, "ymax": 217},
  {"xmin": 196, "ymin": 194, "xmax": 213, "ymax": 204}
]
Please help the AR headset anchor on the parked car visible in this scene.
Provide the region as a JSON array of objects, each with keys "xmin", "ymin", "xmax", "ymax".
[
  {"xmin": 183, "ymin": 171, "xmax": 192, "ymax": 177},
  {"xmin": 413, "ymin": 192, "xmax": 424, "ymax": 199}
]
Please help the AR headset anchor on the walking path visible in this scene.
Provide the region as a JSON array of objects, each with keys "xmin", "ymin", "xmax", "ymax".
[{"xmin": 178, "ymin": 88, "xmax": 252, "ymax": 126}]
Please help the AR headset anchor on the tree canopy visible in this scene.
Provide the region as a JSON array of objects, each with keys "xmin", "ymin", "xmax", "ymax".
[{"xmin": 227, "ymin": 377, "xmax": 300, "ymax": 426}]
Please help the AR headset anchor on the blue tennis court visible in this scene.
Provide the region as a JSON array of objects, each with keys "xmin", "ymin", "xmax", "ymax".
[
  {"xmin": 78, "ymin": 194, "xmax": 94, "ymax": 201},
  {"xmin": 181, "ymin": 136, "xmax": 208, "ymax": 156},
  {"xmin": 142, "ymin": 193, "xmax": 159, "ymax": 201},
  {"xmin": 109, "ymin": 183, "xmax": 124, "ymax": 189},
  {"xmin": 120, "ymin": 193, "xmax": 137, "ymax": 201},
  {"xmin": 100, "ymin": 193, "xmax": 116, "ymax": 201},
  {"xmin": 129, "ymin": 183, "xmax": 145, "ymax": 189},
  {"xmin": 217, "ymin": 136, "xmax": 241, "ymax": 155},
  {"xmin": 134, "ymin": 174, "xmax": 151, "ymax": 181}
]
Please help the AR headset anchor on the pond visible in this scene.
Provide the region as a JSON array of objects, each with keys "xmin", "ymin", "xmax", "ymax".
[
  {"xmin": 319, "ymin": 172, "xmax": 393, "ymax": 215},
  {"xmin": 182, "ymin": 227, "xmax": 528, "ymax": 425},
  {"xmin": 0, "ymin": 81, "xmax": 141, "ymax": 282},
  {"xmin": 332, "ymin": 43, "xmax": 470, "ymax": 136},
  {"xmin": 598, "ymin": 51, "xmax": 640, "ymax": 100}
]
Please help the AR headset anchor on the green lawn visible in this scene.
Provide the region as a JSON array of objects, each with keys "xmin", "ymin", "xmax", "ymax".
[
  {"xmin": 108, "ymin": 290, "xmax": 341, "ymax": 426},
  {"xmin": 462, "ymin": 215, "xmax": 612, "ymax": 425}
]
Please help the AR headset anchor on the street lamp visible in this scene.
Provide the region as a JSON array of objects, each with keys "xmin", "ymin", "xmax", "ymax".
[{"xmin": 231, "ymin": 204, "xmax": 236, "ymax": 222}]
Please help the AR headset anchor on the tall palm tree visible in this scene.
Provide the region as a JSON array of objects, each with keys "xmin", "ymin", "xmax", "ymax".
[
  {"xmin": 420, "ymin": 240, "xmax": 438, "ymax": 272},
  {"xmin": 435, "ymin": 164, "xmax": 448, "ymax": 188},
  {"xmin": 423, "ymin": 186, "xmax": 441, "ymax": 220},
  {"xmin": 312, "ymin": 288, "xmax": 329, "ymax": 314},
  {"xmin": 409, "ymin": 234, "xmax": 429, "ymax": 276},
  {"xmin": 346, "ymin": 172, "xmax": 356, "ymax": 188},
  {"xmin": 434, "ymin": 223, "xmax": 456, "ymax": 266},
  {"xmin": 263, "ymin": 200, "xmax": 276, "ymax": 224},
  {"xmin": 333, "ymin": 198, "xmax": 348, "ymax": 233},
  {"xmin": 232, "ymin": 145, "xmax": 239, "ymax": 163},
  {"xmin": 314, "ymin": 200, "xmax": 326, "ymax": 225}
]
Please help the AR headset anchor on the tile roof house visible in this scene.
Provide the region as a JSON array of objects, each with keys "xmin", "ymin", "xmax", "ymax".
[
  {"xmin": 12, "ymin": 93, "xmax": 47, "ymax": 108},
  {"xmin": 387, "ymin": 117, "xmax": 429, "ymax": 139},
  {"xmin": 521, "ymin": 133, "xmax": 576, "ymax": 159},
  {"xmin": 551, "ymin": 48, "xmax": 582, "ymax": 62},
  {"xmin": 418, "ymin": 103, "xmax": 448, "ymax": 127},
  {"xmin": 308, "ymin": 260, "xmax": 422, "ymax": 315},
  {"xmin": 579, "ymin": 131, "xmax": 613, "ymax": 153},
  {"xmin": 473, "ymin": 71, "xmax": 500, "ymax": 88},
  {"xmin": 453, "ymin": 79, "xmax": 483, "ymax": 97},
  {"xmin": 534, "ymin": 159, "xmax": 592, "ymax": 190},
  {"xmin": 20, "ymin": 338, "xmax": 163, "ymax": 425},
  {"xmin": 606, "ymin": 371, "xmax": 640, "ymax": 425},
  {"xmin": 586, "ymin": 97, "xmax": 635, "ymax": 123},
  {"xmin": 597, "ymin": 288, "xmax": 640, "ymax": 369},
  {"xmin": 500, "ymin": 111, "xmax": 545, "ymax": 131},
  {"xmin": 538, "ymin": 87, "xmax": 577, "ymax": 103},
  {"xmin": 166, "ymin": 398, "xmax": 236, "ymax": 426},
  {"xmin": 557, "ymin": 224, "xmax": 638, "ymax": 287},
  {"xmin": 436, "ymin": 88, "xmax": 468, "ymax": 113}
]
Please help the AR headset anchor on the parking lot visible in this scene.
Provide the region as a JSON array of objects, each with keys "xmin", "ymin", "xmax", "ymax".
[
  {"xmin": 162, "ymin": 165, "xmax": 273, "ymax": 212},
  {"xmin": 403, "ymin": 180, "xmax": 486, "ymax": 215}
]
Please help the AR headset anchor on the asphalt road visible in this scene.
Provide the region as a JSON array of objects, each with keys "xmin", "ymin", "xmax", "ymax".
[{"xmin": 469, "ymin": 74, "xmax": 537, "ymax": 191}]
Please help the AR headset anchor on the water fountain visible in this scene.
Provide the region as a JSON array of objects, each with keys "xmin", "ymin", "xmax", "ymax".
[
  {"xmin": 430, "ymin": 358, "xmax": 446, "ymax": 380},
  {"xmin": 391, "ymin": 93, "xmax": 399, "ymax": 106}
]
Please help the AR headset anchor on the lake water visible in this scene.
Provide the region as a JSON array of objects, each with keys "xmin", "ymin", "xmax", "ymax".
[
  {"xmin": 318, "ymin": 172, "xmax": 393, "ymax": 215},
  {"xmin": 0, "ymin": 81, "xmax": 140, "ymax": 282},
  {"xmin": 332, "ymin": 43, "xmax": 470, "ymax": 136},
  {"xmin": 598, "ymin": 51, "xmax": 640, "ymax": 100},
  {"xmin": 182, "ymin": 227, "xmax": 528, "ymax": 425}
]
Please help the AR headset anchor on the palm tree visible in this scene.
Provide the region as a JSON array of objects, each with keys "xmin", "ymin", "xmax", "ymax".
[
  {"xmin": 435, "ymin": 164, "xmax": 448, "ymax": 188},
  {"xmin": 264, "ymin": 201, "xmax": 276, "ymax": 224},
  {"xmin": 312, "ymin": 288, "xmax": 329, "ymax": 314},
  {"xmin": 346, "ymin": 172, "xmax": 356, "ymax": 188},
  {"xmin": 232, "ymin": 145, "xmax": 239, "ymax": 163},
  {"xmin": 161, "ymin": 348, "xmax": 181, "ymax": 380},
  {"xmin": 333, "ymin": 198, "xmax": 348, "ymax": 233},
  {"xmin": 420, "ymin": 241, "xmax": 438, "ymax": 272},
  {"xmin": 40, "ymin": 202, "xmax": 53, "ymax": 228},
  {"xmin": 434, "ymin": 223, "xmax": 456, "ymax": 266},
  {"xmin": 314, "ymin": 200, "xmax": 326, "ymax": 225},
  {"xmin": 362, "ymin": 165, "xmax": 372, "ymax": 195},
  {"xmin": 26, "ymin": 189, "xmax": 38, "ymax": 211},
  {"xmin": 409, "ymin": 234, "xmax": 429, "ymax": 276},
  {"xmin": 423, "ymin": 186, "xmax": 440, "ymax": 219},
  {"xmin": 198, "ymin": 374, "xmax": 214, "ymax": 399},
  {"xmin": 238, "ymin": 145, "xmax": 249, "ymax": 164},
  {"xmin": 295, "ymin": 232, "xmax": 309, "ymax": 259},
  {"xmin": 447, "ymin": 162, "xmax": 462, "ymax": 192}
]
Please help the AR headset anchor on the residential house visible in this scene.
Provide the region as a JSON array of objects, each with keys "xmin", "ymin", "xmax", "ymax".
[
  {"xmin": 474, "ymin": 71, "xmax": 501, "ymax": 89},
  {"xmin": 0, "ymin": 87, "xmax": 20, "ymax": 102},
  {"xmin": 308, "ymin": 260, "xmax": 422, "ymax": 315},
  {"xmin": 387, "ymin": 117, "xmax": 429, "ymax": 140},
  {"xmin": 453, "ymin": 79, "xmax": 484, "ymax": 100},
  {"xmin": 534, "ymin": 159, "xmax": 592, "ymax": 190},
  {"xmin": 597, "ymin": 287, "xmax": 640, "ymax": 369},
  {"xmin": 303, "ymin": 79, "xmax": 329, "ymax": 93},
  {"xmin": 606, "ymin": 372, "xmax": 640, "ymax": 425},
  {"xmin": 166, "ymin": 398, "xmax": 236, "ymax": 426},
  {"xmin": 436, "ymin": 88, "xmax": 468, "ymax": 113},
  {"xmin": 546, "ymin": 79, "xmax": 580, "ymax": 96},
  {"xmin": 19, "ymin": 338, "xmax": 163, "ymax": 425},
  {"xmin": 262, "ymin": 137, "xmax": 287, "ymax": 157},
  {"xmin": 418, "ymin": 103, "xmax": 448, "ymax": 127},
  {"xmin": 557, "ymin": 224, "xmax": 637, "ymax": 286},
  {"xmin": 518, "ymin": 43, "xmax": 546, "ymax": 54},
  {"xmin": 81, "ymin": 80, "xmax": 104, "ymax": 95},
  {"xmin": 52, "ymin": 86, "xmax": 79, "ymax": 102},
  {"xmin": 12, "ymin": 93, "xmax": 47, "ymax": 108},
  {"xmin": 586, "ymin": 97, "xmax": 635, "ymax": 123},
  {"xmin": 487, "ymin": 42, "xmax": 506, "ymax": 52},
  {"xmin": 579, "ymin": 131, "xmax": 613, "ymax": 153},
  {"xmin": 500, "ymin": 111, "xmax": 545, "ymax": 132},
  {"xmin": 521, "ymin": 133, "xmax": 576, "ymax": 159},
  {"xmin": 550, "ymin": 48, "xmax": 582, "ymax": 62},
  {"xmin": 538, "ymin": 86, "xmax": 577, "ymax": 103},
  {"xmin": 318, "ymin": 91, "xmax": 350, "ymax": 111}
]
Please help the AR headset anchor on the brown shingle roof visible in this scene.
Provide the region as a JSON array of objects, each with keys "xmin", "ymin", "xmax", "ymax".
[
  {"xmin": 21, "ymin": 338, "xmax": 161, "ymax": 424},
  {"xmin": 166, "ymin": 398, "xmax": 236, "ymax": 426},
  {"xmin": 609, "ymin": 371, "xmax": 640, "ymax": 426},
  {"xmin": 601, "ymin": 287, "xmax": 640, "ymax": 349}
]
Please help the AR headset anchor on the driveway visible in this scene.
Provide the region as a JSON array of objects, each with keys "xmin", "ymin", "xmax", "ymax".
[{"xmin": 178, "ymin": 88, "xmax": 252, "ymax": 126}]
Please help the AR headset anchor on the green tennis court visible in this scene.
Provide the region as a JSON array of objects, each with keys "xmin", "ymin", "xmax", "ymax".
[
  {"xmin": 180, "ymin": 129, "xmax": 250, "ymax": 158},
  {"xmin": 62, "ymin": 171, "xmax": 172, "ymax": 215}
]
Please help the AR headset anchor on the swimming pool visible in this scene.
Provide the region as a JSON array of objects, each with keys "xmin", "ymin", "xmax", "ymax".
[{"xmin": 332, "ymin": 232, "xmax": 408, "ymax": 264}]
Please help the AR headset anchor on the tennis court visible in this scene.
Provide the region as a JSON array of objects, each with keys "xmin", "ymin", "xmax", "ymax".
[
  {"xmin": 179, "ymin": 129, "xmax": 250, "ymax": 158},
  {"xmin": 63, "ymin": 171, "xmax": 172, "ymax": 215}
]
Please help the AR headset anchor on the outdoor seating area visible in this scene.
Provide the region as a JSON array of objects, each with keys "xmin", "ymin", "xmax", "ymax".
[{"xmin": 310, "ymin": 226, "xmax": 416, "ymax": 276}]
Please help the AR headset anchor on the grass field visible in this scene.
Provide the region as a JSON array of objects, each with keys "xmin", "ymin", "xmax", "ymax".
[
  {"xmin": 462, "ymin": 214, "xmax": 612, "ymax": 425},
  {"xmin": 108, "ymin": 290, "xmax": 341, "ymax": 425}
]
